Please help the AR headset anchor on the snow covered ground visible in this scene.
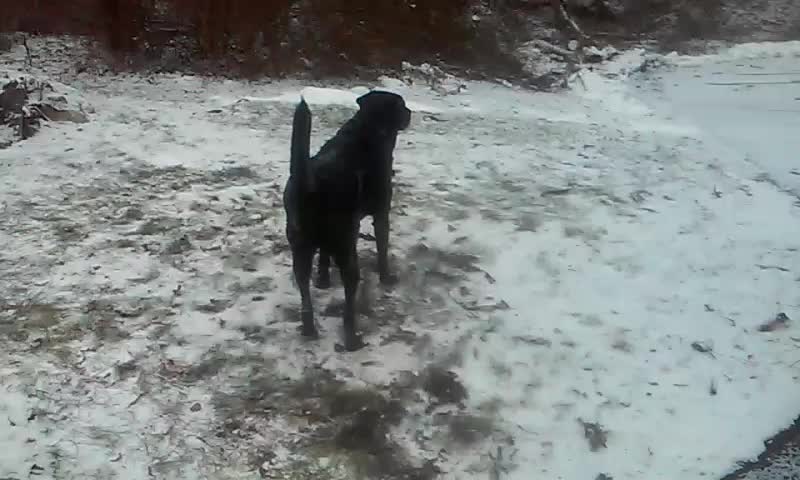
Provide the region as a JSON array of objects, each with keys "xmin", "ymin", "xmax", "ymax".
[
  {"xmin": 638, "ymin": 43, "xmax": 800, "ymax": 196},
  {"xmin": 1, "ymin": 39, "xmax": 799, "ymax": 480}
]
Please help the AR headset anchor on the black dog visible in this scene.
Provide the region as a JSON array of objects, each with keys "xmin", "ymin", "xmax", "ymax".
[{"xmin": 283, "ymin": 91, "xmax": 411, "ymax": 351}]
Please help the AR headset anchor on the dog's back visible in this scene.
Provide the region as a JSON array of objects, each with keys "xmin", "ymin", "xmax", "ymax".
[
  {"xmin": 283, "ymin": 101, "xmax": 364, "ymax": 248},
  {"xmin": 291, "ymin": 115, "xmax": 394, "ymax": 217}
]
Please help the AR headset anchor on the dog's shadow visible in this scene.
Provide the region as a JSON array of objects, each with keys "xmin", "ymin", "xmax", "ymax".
[{"xmin": 284, "ymin": 247, "xmax": 407, "ymax": 333}]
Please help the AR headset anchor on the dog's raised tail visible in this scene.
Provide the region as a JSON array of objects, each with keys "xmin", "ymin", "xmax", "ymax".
[{"xmin": 290, "ymin": 96, "xmax": 312, "ymax": 184}]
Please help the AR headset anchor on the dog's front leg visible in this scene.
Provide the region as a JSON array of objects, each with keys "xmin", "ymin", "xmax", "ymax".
[
  {"xmin": 373, "ymin": 211, "xmax": 397, "ymax": 285},
  {"xmin": 292, "ymin": 244, "xmax": 318, "ymax": 338},
  {"xmin": 316, "ymin": 250, "xmax": 331, "ymax": 289},
  {"xmin": 334, "ymin": 247, "xmax": 365, "ymax": 352}
]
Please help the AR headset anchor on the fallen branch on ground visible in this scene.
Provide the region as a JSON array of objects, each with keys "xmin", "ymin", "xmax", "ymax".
[
  {"xmin": 530, "ymin": 39, "xmax": 576, "ymax": 59},
  {"xmin": 733, "ymin": 71, "xmax": 800, "ymax": 76},
  {"xmin": 551, "ymin": 0, "xmax": 590, "ymax": 41},
  {"xmin": 22, "ymin": 34, "xmax": 32, "ymax": 67},
  {"xmin": 706, "ymin": 80, "xmax": 800, "ymax": 86}
]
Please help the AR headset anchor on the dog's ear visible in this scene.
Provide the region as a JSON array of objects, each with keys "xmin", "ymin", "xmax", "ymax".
[{"xmin": 355, "ymin": 91, "xmax": 375, "ymax": 109}]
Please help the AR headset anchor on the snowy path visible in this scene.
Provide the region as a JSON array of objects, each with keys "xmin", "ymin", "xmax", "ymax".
[
  {"xmin": 636, "ymin": 44, "xmax": 800, "ymax": 197},
  {"xmin": 632, "ymin": 42, "xmax": 800, "ymax": 480},
  {"xmin": 1, "ymin": 40, "xmax": 799, "ymax": 480}
]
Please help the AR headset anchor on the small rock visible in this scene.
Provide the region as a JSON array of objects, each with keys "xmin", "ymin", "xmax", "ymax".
[
  {"xmin": 583, "ymin": 45, "xmax": 619, "ymax": 63},
  {"xmin": 579, "ymin": 418, "xmax": 608, "ymax": 452},
  {"xmin": 36, "ymin": 104, "xmax": 89, "ymax": 123},
  {"xmin": 194, "ymin": 299, "xmax": 230, "ymax": 314},
  {"xmin": 513, "ymin": 335, "xmax": 552, "ymax": 347},
  {"xmin": 190, "ymin": 402, "xmax": 202, "ymax": 412},
  {"xmin": 122, "ymin": 207, "xmax": 145, "ymax": 221},
  {"xmin": 758, "ymin": 312, "xmax": 790, "ymax": 332},
  {"xmin": 165, "ymin": 235, "xmax": 193, "ymax": 255},
  {"xmin": 136, "ymin": 218, "xmax": 178, "ymax": 235},
  {"xmin": 422, "ymin": 366, "xmax": 468, "ymax": 406},
  {"xmin": 691, "ymin": 341, "xmax": 713, "ymax": 354},
  {"xmin": 611, "ymin": 338, "xmax": 633, "ymax": 353},
  {"xmin": 445, "ymin": 414, "xmax": 494, "ymax": 445}
]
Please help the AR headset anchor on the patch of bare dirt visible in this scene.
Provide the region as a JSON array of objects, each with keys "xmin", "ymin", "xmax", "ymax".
[{"xmin": 720, "ymin": 415, "xmax": 800, "ymax": 480}]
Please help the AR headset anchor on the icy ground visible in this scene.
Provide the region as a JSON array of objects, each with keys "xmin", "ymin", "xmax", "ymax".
[{"xmin": 1, "ymin": 39, "xmax": 800, "ymax": 480}]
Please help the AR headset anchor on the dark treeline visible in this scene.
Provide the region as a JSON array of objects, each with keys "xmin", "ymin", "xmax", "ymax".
[{"xmin": 1, "ymin": 0, "xmax": 531, "ymax": 77}]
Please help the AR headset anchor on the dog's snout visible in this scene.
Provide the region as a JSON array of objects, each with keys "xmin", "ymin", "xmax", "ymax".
[{"xmin": 401, "ymin": 108, "xmax": 411, "ymax": 129}]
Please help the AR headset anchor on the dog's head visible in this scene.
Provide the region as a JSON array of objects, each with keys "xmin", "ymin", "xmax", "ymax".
[{"xmin": 356, "ymin": 91, "xmax": 412, "ymax": 132}]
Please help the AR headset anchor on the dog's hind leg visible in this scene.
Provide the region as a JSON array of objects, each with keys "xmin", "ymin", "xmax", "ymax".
[
  {"xmin": 292, "ymin": 243, "xmax": 318, "ymax": 339},
  {"xmin": 316, "ymin": 250, "xmax": 332, "ymax": 289},
  {"xmin": 373, "ymin": 212, "xmax": 397, "ymax": 285},
  {"xmin": 334, "ymin": 247, "xmax": 365, "ymax": 351}
]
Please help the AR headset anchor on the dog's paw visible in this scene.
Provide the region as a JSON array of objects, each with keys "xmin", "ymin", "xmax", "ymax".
[
  {"xmin": 315, "ymin": 276, "xmax": 332, "ymax": 290},
  {"xmin": 379, "ymin": 272, "xmax": 399, "ymax": 287},
  {"xmin": 298, "ymin": 311, "xmax": 319, "ymax": 339},
  {"xmin": 299, "ymin": 324, "xmax": 320, "ymax": 339},
  {"xmin": 335, "ymin": 334, "xmax": 367, "ymax": 353}
]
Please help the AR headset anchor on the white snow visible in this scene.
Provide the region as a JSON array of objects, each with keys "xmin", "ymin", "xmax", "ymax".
[
  {"xmin": 1, "ymin": 38, "xmax": 799, "ymax": 480},
  {"xmin": 669, "ymin": 40, "xmax": 800, "ymax": 66},
  {"xmin": 636, "ymin": 49, "xmax": 800, "ymax": 197}
]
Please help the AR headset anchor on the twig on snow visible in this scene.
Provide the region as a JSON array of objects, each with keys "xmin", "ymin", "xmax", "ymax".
[
  {"xmin": 128, "ymin": 393, "xmax": 146, "ymax": 407},
  {"xmin": 541, "ymin": 187, "xmax": 573, "ymax": 196},
  {"xmin": 756, "ymin": 264, "xmax": 790, "ymax": 272},
  {"xmin": 449, "ymin": 289, "xmax": 510, "ymax": 313},
  {"xmin": 28, "ymin": 105, "xmax": 51, "ymax": 122},
  {"xmin": 22, "ymin": 34, "xmax": 33, "ymax": 67},
  {"xmin": 488, "ymin": 445, "xmax": 508, "ymax": 480},
  {"xmin": 570, "ymin": 69, "xmax": 588, "ymax": 91},
  {"xmin": 691, "ymin": 341, "xmax": 716, "ymax": 358}
]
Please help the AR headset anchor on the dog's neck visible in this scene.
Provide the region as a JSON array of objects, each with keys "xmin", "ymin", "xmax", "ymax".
[
  {"xmin": 350, "ymin": 115, "xmax": 397, "ymax": 154},
  {"xmin": 314, "ymin": 115, "xmax": 398, "ymax": 174}
]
